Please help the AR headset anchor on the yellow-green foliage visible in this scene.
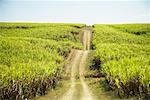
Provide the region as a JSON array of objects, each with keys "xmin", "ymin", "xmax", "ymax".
[
  {"xmin": 0, "ymin": 23, "xmax": 85, "ymax": 42},
  {"xmin": 0, "ymin": 23, "xmax": 84, "ymax": 99},
  {"xmin": 93, "ymin": 24, "xmax": 150, "ymax": 96},
  {"xmin": 108, "ymin": 24, "xmax": 150, "ymax": 35}
]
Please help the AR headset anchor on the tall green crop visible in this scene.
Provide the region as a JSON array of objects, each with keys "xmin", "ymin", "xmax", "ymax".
[
  {"xmin": 0, "ymin": 23, "xmax": 84, "ymax": 99},
  {"xmin": 92, "ymin": 24, "xmax": 150, "ymax": 97}
]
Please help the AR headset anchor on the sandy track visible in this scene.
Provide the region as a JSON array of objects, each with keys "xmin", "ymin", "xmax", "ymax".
[
  {"xmin": 61, "ymin": 50, "xmax": 82, "ymax": 100},
  {"xmin": 83, "ymin": 29, "xmax": 91, "ymax": 50},
  {"xmin": 87, "ymin": 31, "xmax": 91, "ymax": 50},
  {"xmin": 79, "ymin": 51, "xmax": 92, "ymax": 100},
  {"xmin": 62, "ymin": 27, "xmax": 93, "ymax": 100},
  {"xmin": 62, "ymin": 50, "xmax": 93, "ymax": 100},
  {"xmin": 83, "ymin": 31, "xmax": 87, "ymax": 50}
]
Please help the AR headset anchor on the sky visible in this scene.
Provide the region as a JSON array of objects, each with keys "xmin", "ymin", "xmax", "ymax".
[{"xmin": 0, "ymin": 0, "xmax": 149, "ymax": 24}]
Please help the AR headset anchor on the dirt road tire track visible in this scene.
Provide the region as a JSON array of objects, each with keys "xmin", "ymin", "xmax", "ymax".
[
  {"xmin": 62, "ymin": 27, "xmax": 93, "ymax": 100},
  {"xmin": 79, "ymin": 51, "xmax": 93, "ymax": 100},
  {"xmin": 61, "ymin": 50, "xmax": 82, "ymax": 100}
]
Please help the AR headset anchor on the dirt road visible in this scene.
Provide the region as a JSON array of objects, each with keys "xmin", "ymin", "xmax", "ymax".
[
  {"xmin": 61, "ymin": 50, "xmax": 82, "ymax": 100},
  {"xmin": 61, "ymin": 27, "xmax": 93, "ymax": 100},
  {"xmin": 82, "ymin": 28, "xmax": 92, "ymax": 50},
  {"xmin": 35, "ymin": 27, "xmax": 93, "ymax": 100},
  {"xmin": 79, "ymin": 51, "xmax": 92, "ymax": 100},
  {"xmin": 35, "ymin": 27, "xmax": 119, "ymax": 100}
]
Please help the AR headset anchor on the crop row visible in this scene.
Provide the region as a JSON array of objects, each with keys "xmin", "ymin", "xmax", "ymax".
[
  {"xmin": 108, "ymin": 24, "xmax": 150, "ymax": 35},
  {"xmin": 92, "ymin": 24, "xmax": 150, "ymax": 98},
  {"xmin": 0, "ymin": 23, "xmax": 83, "ymax": 99}
]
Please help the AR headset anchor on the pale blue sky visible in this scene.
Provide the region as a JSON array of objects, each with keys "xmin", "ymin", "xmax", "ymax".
[{"xmin": 0, "ymin": 0, "xmax": 149, "ymax": 24}]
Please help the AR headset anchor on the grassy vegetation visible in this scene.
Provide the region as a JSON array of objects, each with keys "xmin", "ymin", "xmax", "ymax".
[
  {"xmin": 0, "ymin": 22, "xmax": 85, "ymax": 99},
  {"xmin": 92, "ymin": 24, "xmax": 150, "ymax": 98},
  {"xmin": 1, "ymin": 22, "xmax": 150, "ymax": 99},
  {"xmin": 108, "ymin": 24, "xmax": 150, "ymax": 35}
]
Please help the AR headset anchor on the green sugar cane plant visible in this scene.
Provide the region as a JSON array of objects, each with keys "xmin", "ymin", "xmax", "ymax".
[
  {"xmin": 92, "ymin": 24, "xmax": 150, "ymax": 98},
  {"xmin": 0, "ymin": 23, "xmax": 84, "ymax": 99}
]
